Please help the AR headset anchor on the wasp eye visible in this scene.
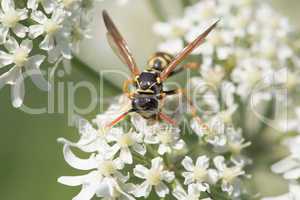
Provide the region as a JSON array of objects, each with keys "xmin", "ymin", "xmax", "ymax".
[{"xmin": 153, "ymin": 59, "xmax": 162, "ymax": 70}]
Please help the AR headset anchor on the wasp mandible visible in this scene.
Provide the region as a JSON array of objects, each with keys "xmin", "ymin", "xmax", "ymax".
[{"xmin": 102, "ymin": 10, "xmax": 218, "ymax": 127}]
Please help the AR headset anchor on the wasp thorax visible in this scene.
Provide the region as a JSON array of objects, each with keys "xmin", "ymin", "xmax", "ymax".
[{"xmin": 147, "ymin": 52, "xmax": 174, "ymax": 71}]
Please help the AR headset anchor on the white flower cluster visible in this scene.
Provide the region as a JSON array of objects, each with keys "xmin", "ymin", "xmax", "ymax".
[
  {"xmin": 263, "ymin": 108, "xmax": 300, "ymax": 200},
  {"xmin": 154, "ymin": 0, "xmax": 299, "ymax": 103},
  {"xmin": 0, "ymin": 0, "xmax": 97, "ymax": 107},
  {"xmin": 58, "ymin": 94, "xmax": 250, "ymax": 200},
  {"xmin": 153, "ymin": 0, "xmax": 300, "ymax": 199}
]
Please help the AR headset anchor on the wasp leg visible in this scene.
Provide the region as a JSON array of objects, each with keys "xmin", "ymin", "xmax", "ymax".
[
  {"xmin": 163, "ymin": 89, "xmax": 201, "ymax": 121},
  {"xmin": 106, "ymin": 109, "xmax": 135, "ymax": 128},
  {"xmin": 123, "ymin": 79, "xmax": 134, "ymax": 98},
  {"xmin": 168, "ymin": 62, "xmax": 200, "ymax": 77},
  {"xmin": 163, "ymin": 89, "xmax": 178, "ymax": 95},
  {"xmin": 159, "ymin": 112, "xmax": 177, "ymax": 126}
]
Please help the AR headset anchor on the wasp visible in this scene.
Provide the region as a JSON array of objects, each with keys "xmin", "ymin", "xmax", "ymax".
[{"xmin": 102, "ymin": 10, "xmax": 218, "ymax": 127}]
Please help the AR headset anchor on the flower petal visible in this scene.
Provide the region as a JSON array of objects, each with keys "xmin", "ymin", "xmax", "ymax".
[
  {"xmin": 161, "ymin": 171, "xmax": 175, "ymax": 183},
  {"xmin": 0, "ymin": 50, "xmax": 13, "ymax": 67},
  {"xmin": 31, "ymin": 10, "xmax": 47, "ymax": 23},
  {"xmin": 16, "ymin": 8, "xmax": 28, "ymax": 20},
  {"xmin": 120, "ymin": 148, "xmax": 133, "ymax": 164},
  {"xmin": 173, "ymin": 139, "xmax": 185, "ymax": 150},
  {"xmin": 283, "ymin": 168, "xmax": 300, "ymax": 180},
  {"xmin": 73, "ymin": 183, "xmax": 98, "ymax": 200},
  {"xmin": 213, "ymin": 156, "xmax": 226, "ymax": 171},
  {"xmin": 29, "ymin": 25, "xmax": 44, "ymax": 39},
  {"xmin": 13, "ymin": 23, "xmax": 28, "ymax": 38},
  {"xmin": 151, "ymin": 157, "xmax": 164, "ymax": 170},
  {"xmin": 158, "ymin": 144, "xmax": 170, "ymax": 155},
  {"xmin": 27, "ymin": 0, "xmax": 37, "ymax": 10},
  {"xmin": 40, "ymin": 35, "xmax": 54, "ymax": 50},
  {"xmin": 0, "ymin": 67, "xmax": 19, "ymax": 89},
  {"xmin": 134, "ymin": 181, "xmax": 151, "ymax": 198},
  {"xmin": 58, "ymin": 171, "xmax": 97, "ymax": 186},
  {"xmin": 182, "ymin": 172, "xmax": 194, "ymax": 185},
  {"xmin": 62, "ymin": 144, "xmax": 98, "ymax": 170},
  {"xmin": 11, "ymin": 70, "xmax": 24, "ymax": 108},
  {"xmin": 155, "ymin": 182, "xmax": 169, "ymax": 198},
  {"xmin": 1, "ymin": 0, "xmax": 15, "ymax": 12},
  {"xmin": 42, "ymin": 0, "xmax": 55, "ymax": 14},
  {"xmin": 196, "ymin": 155, "xmax": 209, "ymax": 169},
  {"xmin": 173, "ymin": 185, "xmax": 187, "ymax": 199},
  {"xmin": 132, "ymin": 143, "xmax": 146, "ymax": 155},
  {"xmin": 20, "ymin": 39, "xmax": 33, "ymax": 53},
  {"xmin": 271, "ymin": 157, "xmax": 299, "ymax": 174},
  {"xmin": 4, "ymin": 36, "xmax": 19, "ymax": 53},
  {"xmin": 133, "ymin": 165, "xmax": 149, "ymax": 179},
  {"xmin": 182, "ymin": 156, "xmax": 194, "ymax": 171}
]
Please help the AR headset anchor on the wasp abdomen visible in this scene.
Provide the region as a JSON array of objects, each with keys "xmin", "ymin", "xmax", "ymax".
[{"xmin": 132, "ymin": 95, "xmax": 159, "ymax": 119}]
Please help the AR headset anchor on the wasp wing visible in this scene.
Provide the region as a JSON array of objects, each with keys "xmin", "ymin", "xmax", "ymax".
[
  {"xmin": 102, "ymin": 10, "xmax": 140, "ymax": 76},
  {"xmin": 160, "ymin": 20, "xmax": 219, "ymax": 81}
]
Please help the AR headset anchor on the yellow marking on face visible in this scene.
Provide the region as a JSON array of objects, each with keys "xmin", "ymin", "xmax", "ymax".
[
  {"xmin": 156, "ymin": 77, "xmax": 161, "ymax": 84},
  {"xmin": 137, "ymin": 89, "xmax": 155, "ymax": 94}
]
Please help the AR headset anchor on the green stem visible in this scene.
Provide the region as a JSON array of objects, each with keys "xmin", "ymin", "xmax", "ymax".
[
  {"xmin": 255, "ymin": 98, "xmax": 275, "ymax": 137},
  {"xmin": 147, "ymin": 0, "xmax": 167, "ymax": 21},
  {"xmin": 181, "ymin": 0, "xmax": 192, "ymax": 8},
  {"xmin": 133, "ymin": 151, "xmax": 150, "ymax": 165},
  {"xmin": 147, "ymin": 145, "xmax": 159, "ymax": 157}
]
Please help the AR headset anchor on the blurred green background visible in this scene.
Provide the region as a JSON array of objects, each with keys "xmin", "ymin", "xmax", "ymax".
[{"xmin": 0, "ymin": 0, "xmax": 300, "ymax": 199}]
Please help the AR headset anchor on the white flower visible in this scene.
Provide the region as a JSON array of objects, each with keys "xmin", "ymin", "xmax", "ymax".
[
  {"xmin": 181, "ymin": 156, "xmax": 218, "ymax": 191},
  {"xmin": 29, "ymin": 8, "xmax": 67, "ymax": 51},
  {"xmin": 58, "ymin": 0, "xmax": 79, "ymax": 10},
  {"xmin": 27, "ymin": 0, "xmax": 56, "ymax": 14},
  {"xmin": 191, "ymin": 117, "xmax": 227, "ymax": 147},
  {"xmin": 0, "ymin": 0, "xmax": 97, "ymax": 107},
  {"xmin": 185, "ymin": 0, "xmax": 217, "ymax": 22},
  {"xmin": 57, "ymin": 117, "xmax": 117, "ymax": 155},
  {"xmin": 262, "ymin": 183, "xmax": 300, "ymax": 200},
  {"xmin": 154, "ymin": 18, "xmax": 191, "ymax": 39},
  {"xmin": 271, "ymin": 136, "xmax": 300, "ymax": 180},
  {"xmin": 130, "ymin": 113, "xmax": 161, "ymax": 136},
  {"xmin": 141, "ymin": 124, "xmax": 185, "ymax": 155},
  {"xmin": 173, "ymin": 183, "xmax": 212, "ymax": 200},
  {"xmin": 133, "ymin": 157, "xmax": 175, "ymax": 198},
  {"xmin": 157, "ymin": 38, "xmax": 184, "ymax": 55},
  {"xmin": 200, "ymin": 61, "xmax": 225, "ymax": 88},
  {"xmin": 0, "ymin": 37, "xmax": 48, "ymax": 107},
  {"xmin": 108, "ymin": 129, "xmax": 146, "ymax": 164},
  {"xmin": 0, "ymin": 0, "xmax": 28, "ymax": 43},
  {"xmin": 154, "ymin": 0, "xmax": 298, "ymax": 106},
  {"xmin": 225, "ymin": 128, "xmax": 251, "ymax": 155},
  {"xmin": 154, "ymin": 18, "xmax": 191, "ymax": 54},
  {"xmin": 58, "ymin": 144, "xmax": 134, "ymax": 200},
  {"xmin": 213, "ymin": 156, "xmax": 245, "ymax": 195},
  {"xmin": 231, "ymin": 57, "xmax": 274, "ymax": 100}
]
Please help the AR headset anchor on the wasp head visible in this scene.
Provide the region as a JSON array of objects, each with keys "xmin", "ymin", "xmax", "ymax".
[{"xmin": 147, "ymin": 52, "xmax": 174, "ymax": 71}]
